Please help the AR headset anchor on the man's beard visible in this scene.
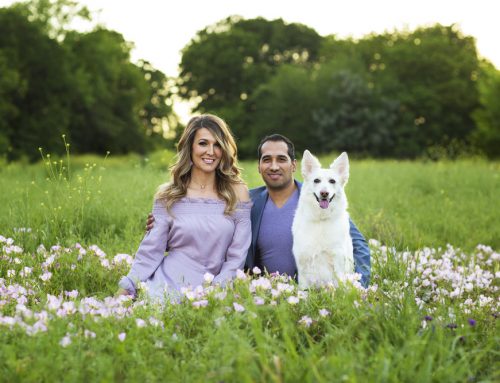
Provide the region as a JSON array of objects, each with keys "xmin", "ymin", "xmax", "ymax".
[{"xmin": 264, "ymin": 176, "xmax": 293, "ymax": 191}]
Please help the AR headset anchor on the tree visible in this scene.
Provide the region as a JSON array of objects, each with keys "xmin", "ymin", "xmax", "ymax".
[
  {"xmin": 0, "ymin": 51, "xmax": 22, "ymax": 158},
  {"xmin": 0, "ymin": 7, "xmax": 73, "ymax": 160},
  {"xmin": 471, "ymin": 62, "xmax": 500, "ymax": 157},
  {"xmin": 319, "ymin": 24, "xmax": 481, "ymax": 157},
  {"xmin": 245, "ymin": 65, "xmax": 317, "ymax": 157},
  {"xmin": 11, "ymin": 0, "xmax": 91, "ymax": 40},
  {"xmin": 136, "ymin": 60, "xmax": 179, "ymax": 147},
  {"xmin": 63, "ymin": 28, "xmax": 150, "ymax": 154},
  {"xmin": 0, "ymin": 0, "xmax": 176, "ymax": 160},
  {"xmin": 363, "ymin": 25, "xmax": 480, "ymax": 153},
  {"xmin": 312, "ymin": 63, "xmax": 402, "ymax": 157},
  {"xmin": 178, "ymin": 16, "xmax": 322, "ymax": 150}
]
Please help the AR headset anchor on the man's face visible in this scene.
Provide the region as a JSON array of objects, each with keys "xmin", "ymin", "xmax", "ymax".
[{"xmin": 258, "ymin": 140, "xmax": 296, "ymax": 190}]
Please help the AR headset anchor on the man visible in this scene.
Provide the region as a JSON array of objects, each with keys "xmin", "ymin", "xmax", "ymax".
[
  {"xmin": 246, "ymin": 134, "xmax": 370, "ymax": 287},
  {"xmin": 147, "ymin": 134, "xmax": 370, "ymax": 287}
]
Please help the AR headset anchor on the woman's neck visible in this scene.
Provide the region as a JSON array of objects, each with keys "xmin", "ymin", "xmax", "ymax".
[{"xmin": 188, "ymin": 168, "xmax": 217, "ymax": 194}]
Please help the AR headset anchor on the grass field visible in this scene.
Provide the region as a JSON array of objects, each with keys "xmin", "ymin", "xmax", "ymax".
[
  {"xmin": 0, "ymin": 152, "xmax": 498, "ymax": 382},
  {"xmin": 1, "ymin": 151, "xmax": 498, "ymax": 253}
]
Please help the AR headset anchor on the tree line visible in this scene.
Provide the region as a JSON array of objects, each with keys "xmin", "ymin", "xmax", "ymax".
[
  {"xmin": 1, "ymin": 1, "xmax": 499, "ymax": 161},
  {"xmin": 0, "ymin": 0, "xmax": 175, "ymax": 161},
  {"xmin": 179, "ymin": 17, "xmax": 499, "ymax": 159}
]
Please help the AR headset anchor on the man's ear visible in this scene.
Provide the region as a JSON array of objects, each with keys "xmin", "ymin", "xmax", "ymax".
[
  {"xmin": 291, "ymin": 159, "xmax": 297, "ymax": 173},
  {"xmin": 301, "ymin": 150, "xmax": 321, "ymax": 179}
]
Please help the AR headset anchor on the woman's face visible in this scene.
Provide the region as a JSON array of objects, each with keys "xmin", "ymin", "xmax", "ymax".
[{"xmin": 191, "ymin": 128, "xmax": 223, "ymax": 174}]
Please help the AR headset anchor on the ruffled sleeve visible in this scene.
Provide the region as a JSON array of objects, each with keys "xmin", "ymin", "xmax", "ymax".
[
  {"xmin": 213, "ymin": 201, "xmax": 252, "ymax": 286},
  {"xmin": 118, "ymin": 199, "xmax": 172, "ymax": 295}
]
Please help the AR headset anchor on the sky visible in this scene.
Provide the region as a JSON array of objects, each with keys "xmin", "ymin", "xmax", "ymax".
[
  {"xmin": 1, "ymin": 0, "xmax": 498, "ymax": 120},
  {"xmin": 1, "ymin": 0, "xmax": 498, "ymax": 75}
]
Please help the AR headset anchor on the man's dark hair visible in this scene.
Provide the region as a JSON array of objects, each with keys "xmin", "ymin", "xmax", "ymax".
[{"xmin": 257, "ymin": 134, "xmax": 296, "ymax": 161}]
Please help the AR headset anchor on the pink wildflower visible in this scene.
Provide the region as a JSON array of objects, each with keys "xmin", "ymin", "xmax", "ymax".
[
  {"xmin": 287, "ymin": 296, "xmax": 299, "ymax": 305},
  {"xmin": 233, "ymin": 302, "xmax": 245, "ymax": 312},
  {"xmin": 59, "ymin": 334, "xmax": 71, "ymax": 347},
  {"xmin": 84, "ymin": 330, "xmax": 96, "ymax": 339},
  {"xmin": 40, "ymin": 271, "xmax": 52, "ymax": 282},
  {"xmin": 254, "ymin": 296, "xmax": 265, "ymax": 305},
  {"xmin": 192, "ymin": 300, "xmax": 209, "ymax": 308},
  {"xmin": 236, "ymin": 269, "xmax": 247, "ymax": 280},
  {"xmin": 319, "ymin": 309, "xmax": 330, "ymax": 317},
  {"xmin": 298, "ymin": 315, "xmax": 313, "ymax": 327}
]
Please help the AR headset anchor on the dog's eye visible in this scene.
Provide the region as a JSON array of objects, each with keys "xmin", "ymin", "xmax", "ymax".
[
  {"xmin": 329, "ymin": 179, "xmax": 336, "ymax": 184},
  {"xmin": 313, "ymin": 179, "xmax": 321, "ymax": 184}
]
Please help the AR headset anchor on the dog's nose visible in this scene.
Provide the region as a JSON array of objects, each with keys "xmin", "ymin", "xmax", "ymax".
[{"xmin": 320, "ymin": 191, "xmax": 329, "ymax": 198}]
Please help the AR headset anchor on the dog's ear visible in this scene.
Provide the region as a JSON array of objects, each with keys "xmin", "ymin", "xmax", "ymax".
[
  {"xmin": 330, "ymin": 152, "xmax": 349, "ymax": 186},
  {"xmin": 301, "ymin": 150, "xmax": 321, "ymax": 179}
]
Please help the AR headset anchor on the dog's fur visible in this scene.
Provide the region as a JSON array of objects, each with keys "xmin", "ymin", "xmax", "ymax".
[{"xmin": 292, "ymin": 150, "xmax": 354, "ymax": 289}]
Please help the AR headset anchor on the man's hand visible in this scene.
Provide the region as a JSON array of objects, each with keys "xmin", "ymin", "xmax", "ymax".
[{"xmin": 146, "ymin": 213, "xmax": 155, "ymax": 231}]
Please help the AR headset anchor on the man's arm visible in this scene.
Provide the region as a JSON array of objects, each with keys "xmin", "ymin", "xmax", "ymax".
[
  {"xmin": 146, "ymin": 213, "xmax": 154, "ymax": 231},
  {"xmin": 349, "ymin": 219, "xmax": 371, "ymax": 288}
]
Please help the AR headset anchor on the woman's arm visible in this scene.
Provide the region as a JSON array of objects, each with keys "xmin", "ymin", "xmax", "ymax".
[{"xmin": 118, "ymin": 200, "xmax": 171, "ymax": 295}]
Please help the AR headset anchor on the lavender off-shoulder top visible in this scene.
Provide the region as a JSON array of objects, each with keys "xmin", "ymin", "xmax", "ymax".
[{"xmin": 119, "ymin": 197, "xmax": 252, "ymax": 299}]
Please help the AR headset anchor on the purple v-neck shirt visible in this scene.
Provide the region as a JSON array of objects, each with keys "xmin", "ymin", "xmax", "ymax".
[{"xmin": 256, "ymin": 189, "xmax": 299, "ymax": 277}]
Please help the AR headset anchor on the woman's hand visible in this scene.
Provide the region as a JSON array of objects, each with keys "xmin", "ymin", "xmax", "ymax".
[{"xmin": 115, "ymin": 288, "xmax": 131, "ymax": 297}]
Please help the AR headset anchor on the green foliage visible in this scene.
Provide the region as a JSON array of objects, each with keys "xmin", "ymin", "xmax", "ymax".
[
  {"xmin": 63, "ymin": 28, "xmax": 150, "ymax": 154},
  {"xmin": 0, "ymin": 1, "xmax": 175, "ymax": 162},
  {"xmin": 310, "ymin": 25, "xmax": 481, "ymax": 158},
  {"xmin": 472, "ymin": 61, "xmax": 500, "ymax": 158},
  {"xmin": 137, "ymin": 60, "xmax": 178, "ymax": 145},
  {"xmin": 245, "ymin": 65, "xmax": 317, "ymax": 157},
  {"xmin": 1, "ymin": 7, "xmax": 499, "ymax": 161},
  {"xmin": 312, "ymin": 63, "xmax": 402, "ymax": 156},
  {"xmin": 0, "ymin": 51, "xmax": 20, "ymax": 160},
  {"xmin": 11, "ymin": 0, "xmax": 91, "ymax": 40},
  {"xmin": 0, "ymin": 7, "xmax": 73, "ymax": 161},
  {"xmin": 180, "ymin": 16, "xmax": 321, "ymax": 106},
  {"xmin": 179, "ymin": 16, "xmax": 322, "ymax": 146},
  {"xmin": 369, "ymin": 25, "xmax": 480, "ymax": 155},
  {"xmin": 179, "ymin": 19, "xmax": 495, "ymax": 159}
]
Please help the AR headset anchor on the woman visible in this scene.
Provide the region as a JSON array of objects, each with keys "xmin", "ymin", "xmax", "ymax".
[{"xmin": 117, "ymin": 114, "xmax": 251, "ymax": 300}]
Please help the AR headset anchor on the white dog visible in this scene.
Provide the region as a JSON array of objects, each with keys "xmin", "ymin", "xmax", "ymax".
[{"xmin": 292, "ymin": 150, "xmax": 354, "ymax": 289}]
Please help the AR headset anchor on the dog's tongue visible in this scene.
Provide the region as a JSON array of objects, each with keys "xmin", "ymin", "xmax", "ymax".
[{"xmin": 319, "ymin": 199, "xmax": 329, "ymax": 209}]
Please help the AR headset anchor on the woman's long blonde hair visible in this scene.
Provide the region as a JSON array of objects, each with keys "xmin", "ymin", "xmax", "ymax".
[{"xmin": 155, "ymin": 114, "xmax": 243, "ymax": 215}]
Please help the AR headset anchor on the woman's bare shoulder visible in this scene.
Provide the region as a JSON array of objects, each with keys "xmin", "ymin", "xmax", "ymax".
[{"xmin": 233, "ymin": 182, "xmax": 250, "ymax": 202}]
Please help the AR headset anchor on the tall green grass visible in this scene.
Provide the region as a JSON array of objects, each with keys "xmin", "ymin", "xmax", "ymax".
[
  {"xmin": 0, "ymin": 243, "xmax": 498, "ymax": 382},
  {"xmin": 1, "ymin": 153, "xmax": 498, "ymax": 253},
  {"xmin": 0, "ymin": 151, "xmax": 498, "ymax": 382}
]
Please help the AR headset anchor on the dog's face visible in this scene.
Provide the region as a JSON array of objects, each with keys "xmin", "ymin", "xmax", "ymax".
[{"xmin": 301, "ymin": 150, "xmax": 349, "ymax": 210}]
